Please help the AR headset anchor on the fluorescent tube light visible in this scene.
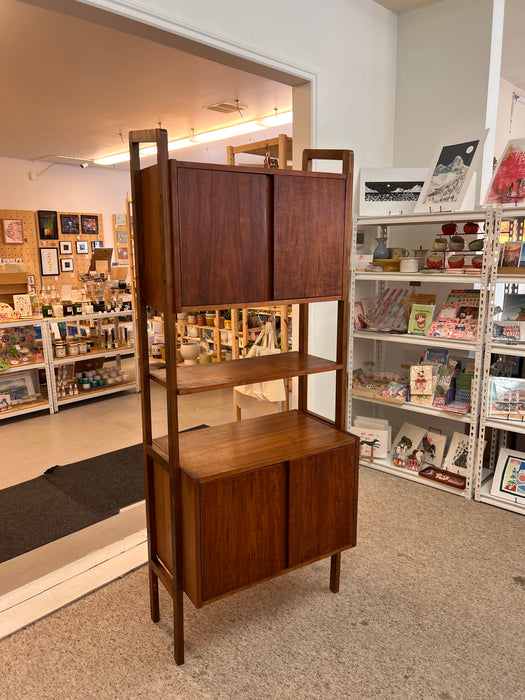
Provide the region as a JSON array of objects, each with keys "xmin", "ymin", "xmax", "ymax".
[
  {"xmin": 190, "ymin": 120, "xmax": 265, "ymax": 143},
  {"xmin": 93, "ymin": 111, "xmax": 292, "ymax": 165},
  {"xmin": 257, "ymin": 111, "xmax": 293, "ymax": 127}
]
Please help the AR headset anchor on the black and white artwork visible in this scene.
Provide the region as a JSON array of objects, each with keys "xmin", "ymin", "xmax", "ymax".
[
  {"xmin": 415, "ymin": 130, "xmax": 488, "ymax": 212},
  {"xmin": 359, "ymin": 168, "xmax": 427, "ymax": 215}
]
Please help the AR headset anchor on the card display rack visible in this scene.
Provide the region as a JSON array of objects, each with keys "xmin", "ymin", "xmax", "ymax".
[
  {"xmin": 349, "ymin": 209, "xmax": 493, "ymax": 498},
  {"xmin": 475, "ymin": 206, "xmax": 525, "ymax": 516}
]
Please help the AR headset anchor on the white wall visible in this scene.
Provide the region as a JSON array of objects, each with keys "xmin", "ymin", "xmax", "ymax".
[
  {"xmin": 0, "ymin": 157, "xmax": 130, "ymax": 246},
  {"xmin": 394, "ymin": 0, "xmax": 505, "ymax": 203},
  {"xmin": 495, "ymin": 78, "xmax": 525, "ymax": 160}
]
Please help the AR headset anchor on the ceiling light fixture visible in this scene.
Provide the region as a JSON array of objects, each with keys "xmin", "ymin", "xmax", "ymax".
[
  {"xmin": 93, "ymin": 110, "xmax": 293, "ymax": 166},
  {"xmin": 257, "ymin": 109, "xmax": 293, "ymax": 128}
]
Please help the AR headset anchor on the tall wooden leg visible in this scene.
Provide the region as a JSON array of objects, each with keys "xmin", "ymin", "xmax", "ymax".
[
  {"xmin": 149, "ymin": 568, "xmax": 160, "ymax": 622},
  {"xmin": 330, "ymin": 552, "xmax": 341, "ymax": 593},
  {"xmin": 173, "ymin": 590, "xmax": 184, "ymax": 665}
]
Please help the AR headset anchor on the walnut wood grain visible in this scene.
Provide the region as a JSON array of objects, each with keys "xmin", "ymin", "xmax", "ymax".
[
  {"xmin": 153, "ymin": 410, "xmax": 357, "ymax": 483},
  {"xmin": 273, "ymin": 174, "xmax": 347, "ymax": 300},
  {"xmin": 150, "ymin": 351, "xmax": 342, "ymax": 394},
  {"xmin": 177, "ymin": 166, "xmax": 271, "ymax": 307},
  {"xmin": 288, "ymin": 444, "xmax": 357, "ymax": 566},
  {"xmin": 200, "ymin": 463, "xmax": 288, "ymax": 601}
]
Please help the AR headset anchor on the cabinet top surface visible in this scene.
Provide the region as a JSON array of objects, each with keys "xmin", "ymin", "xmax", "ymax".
[
  {"xmin": 167, "ymin": 159, "xmax": 349, "ymax": 180},
  {"xmin": 154, "ymin": 410, "xmax": 356, "ymax": 483}
]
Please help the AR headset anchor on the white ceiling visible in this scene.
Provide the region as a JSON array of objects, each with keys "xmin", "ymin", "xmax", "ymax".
[{"xmin": 1, "ymin": 0, "xmax": 524, "ymax": 171}]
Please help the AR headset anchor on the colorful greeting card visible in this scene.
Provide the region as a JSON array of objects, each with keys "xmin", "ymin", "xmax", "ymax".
[{"xmin": 408, "ymin": 304, "xmax": 435, "ymax": 335}]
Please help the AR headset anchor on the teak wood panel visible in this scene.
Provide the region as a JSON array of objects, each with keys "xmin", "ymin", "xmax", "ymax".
[
  {"xmin": 200, "ymin": 463, "xmax": 288, "ymax": 601},
  {"xmin": 152, "ymin": 352, "xmax": 343, "ymax": 394},
  {"xmin": 139, "ymin": 165, "xmax": 165, "ymax": 310},
  {"xmin": 288, "ymin": 445, "xmax": 357, "ymax": 567},
  {"xmin": 153, "ymin": 410, "xmax": 357, "ymax": 483},
  {"xmin": 176, "ymin": 166, "xmax": 271, "ymax": 307},
  {"xmin": 273, "ymin": 175, "xmax": 347, "ymax": 300}
]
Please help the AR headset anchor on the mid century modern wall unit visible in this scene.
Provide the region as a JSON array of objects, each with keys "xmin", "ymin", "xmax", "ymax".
[{"xmin": 129, "ymin": 129, "xmax": 358, "ymax": 664}]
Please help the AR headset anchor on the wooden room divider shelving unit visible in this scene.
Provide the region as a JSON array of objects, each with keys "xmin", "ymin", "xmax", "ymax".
[{"xmin": 129, "ymin": 129, "xmax": 358, "ymax": 665}]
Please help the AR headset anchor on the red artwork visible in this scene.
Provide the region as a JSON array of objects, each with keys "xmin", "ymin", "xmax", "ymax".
[{"xmin": 486, "ymin": 139, "xmax": 525, "ymax": 205}]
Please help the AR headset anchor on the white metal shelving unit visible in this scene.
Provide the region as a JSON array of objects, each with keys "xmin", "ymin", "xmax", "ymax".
[
  {"xmin": 475, "ymin": 205, "xmax": 525, "ymax": 516},
  {"xmin": 48, "ymin": 310, "xmax": 139, "ymax": 412},
  {"xmin": 0, "ymin": 311, "xmax": 139, "ymax": 418},
  {"xmin": 0, "ymin": 317, "xmax": 55, "ymax": 419},
  {"xmin": 349, "ymin": 208, "xmax": 493, "ymax": 498}
]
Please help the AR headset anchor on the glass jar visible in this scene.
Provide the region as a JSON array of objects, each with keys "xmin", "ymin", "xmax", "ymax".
[{"xmin": 54, "ymin": 341, "xmax": 66, "ymax": 358}]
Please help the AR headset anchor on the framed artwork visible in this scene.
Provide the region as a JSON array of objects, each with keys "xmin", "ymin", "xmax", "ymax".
[
  {"xmin": 490, "ymin": 447, "xmax": 525, "ymax": 503},
  {"xmin": 488, "ymin": 376, "xmax": 525, "ymax": 421},
  {"xmin": 60, "ymin": 257, "xmax": 74, "ymax": 272},
  {"xmin": 117, "ymin": 246, "xmax": 129, "ymax": 261},
  {"xmin": 3, "ymin": 219, "xmax": 23, "ymax": 244},
  {"xmin": 485, "ymin": 139, "xmax": 525, "ymax": 206},
  {"xmin": 391, "ymin": 422, "xmax": 426, "ymax": 469},
  {"xmin": 117, "ymin": 230, "xmax": 128, "ymax": 244},
  {"xmin": 37, "ymin": 210, "xmax": 59, "ymax": 240},
  {"xmin": 91, "ymin": 240, "xmax": 104, "ymax": 253},
  {"xmin": 415, "ymin": 130, "xmax": 488, "ymax": 212},
  {"xmin": 359, "ymin": 168, "xmax": 427, "ymax": 216},
  {"xmin": 27, "ymin": 275, "xmax": 35, "ymax": 286},
  {"xmin": 0, "ymin": 370, "xmax": 38, "ymax": 403},
  {"xmin": 76, "ymin": 240, "xmax": 89, "ymax": 255},
  {"xmin": 60, "ymin": 214, "xmax": 80, "ymax": 235},
  {"xmin": 81, "ymin": 214, "xmax": 99, "ymax": 234},
  {"xmin": 115, "ymin": 213, "xmax": 127, "ymax": 227},
  {"xmin": 421, "ymin": 430, "xmax": 447, "ymax": 468},
  {"xmin": 442, "ymin": 432, "xmax": 470, "ymax": 476},
  {"xmin": 59, "ymin": 241, "xmax": 72, "ymax": 255},
  {"xmin": 0, "ymin": 394, "xmax": 11, "ymax": 412},
  {"xmin": 39, "ymin": 246, "xmax": 59, "ymax": 276}
]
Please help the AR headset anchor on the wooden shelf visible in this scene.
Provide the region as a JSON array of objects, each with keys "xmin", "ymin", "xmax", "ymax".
[
  {"xmin": 153, "ymin": 410, "xmax": 355, "ymax": 483},
  {"xmin": 150, "ymin": 351, "xmax": 341, "ymax": 393}
]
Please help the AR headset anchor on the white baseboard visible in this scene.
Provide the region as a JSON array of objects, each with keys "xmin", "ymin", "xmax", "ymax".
[{"xmin": 0, "ymin": 530, "xmax": 147, "ymax": 639}]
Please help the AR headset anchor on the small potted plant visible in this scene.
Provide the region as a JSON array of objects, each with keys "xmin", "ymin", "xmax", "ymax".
[{"xmin": 222, "ymin": 309, "xmax": 232, "ymax": 329}]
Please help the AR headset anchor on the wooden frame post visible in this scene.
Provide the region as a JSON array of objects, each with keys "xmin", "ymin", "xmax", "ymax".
[{"xmin": 129, "ymin": 129, "xmax": 185, "ymax": 665}]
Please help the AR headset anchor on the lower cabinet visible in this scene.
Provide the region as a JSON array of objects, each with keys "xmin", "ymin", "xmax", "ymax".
[{"xmin": 152, "ymin": 437, "xmax": 358, "ymax": 608}]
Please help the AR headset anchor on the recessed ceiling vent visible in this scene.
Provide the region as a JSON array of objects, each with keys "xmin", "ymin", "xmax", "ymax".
[{"xmin": 203, "ymin": 101, "xmax": 246, "ymax": 113}]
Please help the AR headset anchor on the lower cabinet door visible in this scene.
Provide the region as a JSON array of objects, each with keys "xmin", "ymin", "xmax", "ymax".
[
  {"xmin": 200, "ymin": 462, "xmax": 288, "ymax": 601},
  {"xmin": 288, "ymin": 444, "xmax": 357, "ymax": 567}
]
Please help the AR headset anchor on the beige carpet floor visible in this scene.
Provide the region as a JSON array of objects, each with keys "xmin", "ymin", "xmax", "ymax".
[{"xmin": 1, "ymin": 465, "xmax": 524, "ymax": 700}]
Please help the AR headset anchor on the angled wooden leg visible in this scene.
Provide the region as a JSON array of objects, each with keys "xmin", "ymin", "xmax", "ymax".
[
  {"xmin": 330, "ymin": 553, "xmax": 341, "ymax": 593},
  {"xmin": 149, "ymin": 568, "xmax": 160, "ymax": 622},
  {"xmin": 173, "ymin": 589, "xmax": 184, "ymax": 665}
]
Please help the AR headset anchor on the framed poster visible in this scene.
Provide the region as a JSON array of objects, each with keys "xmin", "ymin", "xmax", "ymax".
[
  {"xmin": 485, "ymin": 139, "xmax": 525, "ymax": 206},
  {"xmin": 3, "ymin": 219, "xmax": 23, "ymax": 244},
  {"xmin": 359, "ymin": 168, "xmax": 427, "ymax": 216},
  {"xmin": 60, "ymin": 214, "xmax": 80, "ymax": 235},
  {"xmin": 37, "ymin": 210, "xmax": 59, "ymax": 240},
  {"xmin": 91, "ymin": 240, "xmax": 104, "ymax": 253},
  {"xmin": 117, "ymin": 246, "xmax": 129, "ymax": 261},
  {"xmin": 490, "ymin": 447, "xmax": 525, "ymax": 503},
  {"xmin": 39, "ymin": 246, "xmax": 59, "ymax": 276},
  {"xmin": 415, "ymin": 130, "xmax": 488, "ymax": 212},
  {"xmin": 60, "ymin": 257, "xmax": 74, "ymax": 272},
  {"xmin": 59, "ymin": 241, "xmax": 72, "ymax": 255},
  {"xmin": 81, "ymin": 214, "xmax": 99, "ymax": 234},
  {"xmin": 76, "ymin": 240, "xmax": 89, "ymax": 254}
]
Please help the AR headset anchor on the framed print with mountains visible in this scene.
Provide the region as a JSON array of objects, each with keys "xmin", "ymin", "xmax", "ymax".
[{"xmin": 415, "ymin": 130, "xmax": 488, "ymax": 212}]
